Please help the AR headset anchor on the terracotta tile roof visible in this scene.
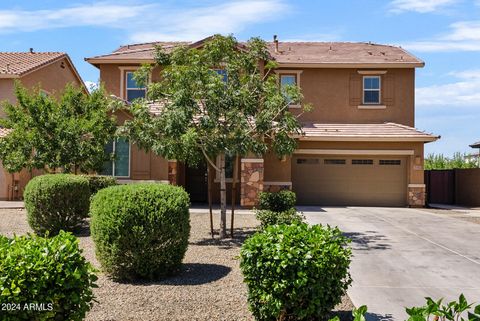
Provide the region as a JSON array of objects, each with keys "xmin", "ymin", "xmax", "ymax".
[
  {"xmin": 0, "ymin": 52, "xmax": 66, "ymax": 77},
  {"xmin": 300, "ymin": 122, "xmax": 438, "ymax": 142},
  {"xmin": 267, "ymin": 42, "xmax": 423, "ymax": 66},
  {"xmin": 0, "ymin": 127, "xmax": 12, "ymax": 138},
  {"xmin": 86, "ymin": 39, "xmax": 423, "ymax": 67}
]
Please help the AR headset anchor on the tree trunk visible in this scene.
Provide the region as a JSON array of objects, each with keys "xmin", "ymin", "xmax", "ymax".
[
  {"xmin": 219, "ymin": 153, "xmax": 227, "ymax": 238},
  {"xmin": 230, "ymin": 155, "xmax": 239, "ymax": 238},
  {"xmin": 207, "ymin": 165, "xmax": 214, "ymax": 238}
]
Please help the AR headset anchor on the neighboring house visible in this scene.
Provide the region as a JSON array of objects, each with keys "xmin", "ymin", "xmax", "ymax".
[
  {"xmin": 86, "ymin": 37, "xmax": 438, "ymax": 207},
  {"xmin": 0, "ymin": 51, "xmax": 86, "ymax": 200},
  {"xmin": 468, "ymin": 141, "xmax": 480, "ymax": 167}
]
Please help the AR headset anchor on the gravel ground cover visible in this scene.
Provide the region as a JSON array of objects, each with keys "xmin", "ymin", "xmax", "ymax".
[{"xmin": 0, "ymin": 208, "xmax": 354, "ymax": 320}]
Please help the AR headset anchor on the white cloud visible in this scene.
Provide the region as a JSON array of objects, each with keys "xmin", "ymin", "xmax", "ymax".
[
  {"xmin": 389, "ymin": 0, "xmax": 457, "ymax": 13},
  {"xmin": 0, "ymin": 1, "xmax": 289, "ymax": 42},
  {"xmin": 0, "ymin": 3, "xmax": 150, "ymax": 32},
  {"xmin": 129, "ymin": 0, "xmax": 289, "ymax": 42},
  {"xmin": 416, "ymin": 70, "xmax": 480, "ymax": 107},
  {"xmin": 403, "ymin": 20, "xmax": 480, "ymax": 52}
]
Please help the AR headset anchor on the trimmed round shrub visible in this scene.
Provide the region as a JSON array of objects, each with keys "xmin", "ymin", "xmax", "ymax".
[
  {"xmin": 81, "ymin": 175, "xmax": 117, "ymax": 196},
  {"xmin": 0, "ymin": 231, "xmax": 97, "ymax": 321},
  {"xmin": 255, "ymin": 208, "xmax": 305, "ymax": 229},
  {"xmin": 258, "ymin": 190, "xmax": 296, "ymax": 212},
  {"xmin": 24, "ymin": 174, "xmax": 90, "ymax": 235},
  {"xmin": 240, "ymin": 223, "xmax": 352, "ymax": 321},
  {"xmin": 90, "ymin": 183, "xmax": 191, "ymax": 281}
]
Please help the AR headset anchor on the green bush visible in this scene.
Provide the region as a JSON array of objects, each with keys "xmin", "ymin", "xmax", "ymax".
[
  {"xmin": 0, "ymin": 231, "xmax": 97, "ymax": 321},
  {"xmin": 90, "ymin": 183, "xmax": 191, "ymax": 281},
  {"xmin": 255, "ymin": 208, "xmax": 305, "ymax": 229},
  {"xmin": 258, "ymin": 190, "xmax": 296, "ymax": 212},
  {"xmin": 81, "ymin": 175, "xmax": 117, "ymax": 196},
  {"xmin": 24, "ymin": 174, "xmax": 90, "ymax": 235},
  {"xmin": 240, "ymin": 223, "xmax": 352, "ymax": 321}
]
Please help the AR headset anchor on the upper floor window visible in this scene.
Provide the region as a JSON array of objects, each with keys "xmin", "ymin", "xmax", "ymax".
[
  {"xmin": 101, "ymin": 137, "xmax": 130, "ymax": 177},
  {"xmin": 280, "ymin": 74, "xmax": 297, "ymax": 105},
  {"xmin": 363, "ymin": 76, "xmax": 381, "ymax": 104},
  {"xmin": 126, "ymin": 71, "xmax": 146, "ymax": 102}
]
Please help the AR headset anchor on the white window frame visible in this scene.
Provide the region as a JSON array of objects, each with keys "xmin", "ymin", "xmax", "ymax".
[
  {"xmin": 104, "ymin": 138, "xmax": 131, "ymax": 178},
  {"xmin": 363, "ymin": 75, "xmax": 381, "ymax": 105},
  {"xmin": 275, "ymin": 70, "xmax": 303, "ymax": 109},
  {"xmin": 125, "ymin": 71, "xmax": 146, "ymax": 102},
  {"xmin": 119, "ymin": 66, "xmax": 149, "ymax": 101}
]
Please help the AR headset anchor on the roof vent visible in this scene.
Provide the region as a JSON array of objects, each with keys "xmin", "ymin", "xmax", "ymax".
[
  {"xmin": 29, "ymin": 48, "xmax": 34, "ymax": 53},
  {"xmin": 273, "ymin": 35, "xmax": 279, "ymax": 53}
]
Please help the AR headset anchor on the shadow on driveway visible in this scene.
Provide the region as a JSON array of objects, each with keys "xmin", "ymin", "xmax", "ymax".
[{"xmin": 343, "ymin": 231, "xmax": 391, "ymax": 250}]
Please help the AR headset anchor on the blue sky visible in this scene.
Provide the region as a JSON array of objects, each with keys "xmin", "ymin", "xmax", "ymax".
[{"xmin": 1, "ymin": 0, "xmax": 479, "ymax": 156}]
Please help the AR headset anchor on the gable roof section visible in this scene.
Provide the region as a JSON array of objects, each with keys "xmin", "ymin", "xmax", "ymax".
[
  {"xmin": 300, "ymin": 122, "xmax": 438, "ymax": 142},
  {"xmin": 0, "ymin": 52, "xmax": 87, "ymax": 92},
  {"xmin": 85, "ymin": 37, "xmax": 424, "ymax": 68}
]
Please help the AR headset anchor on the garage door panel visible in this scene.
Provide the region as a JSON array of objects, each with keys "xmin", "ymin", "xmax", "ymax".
[{"xmin": 292, "ymin": 156, "xmax": 407, "ymax": 206}]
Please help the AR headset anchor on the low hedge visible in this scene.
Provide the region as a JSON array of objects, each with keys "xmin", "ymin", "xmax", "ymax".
[
  {"xmin": 255, "ymin": 208, "xmax": 305, "ymax": 229},
  {"xmin": 0, "ymin": 231, "xmax": 97, "ymax": 321},
  {"xmin": 258, "ymin": 190, "xmax": 296, "ymax": 212},
  {"xmin": 24, "ymin": 174, "xmax": 90, "ymax": 235},
  {"xmin": 81, "ymin": 175, "xmax": 117, "ymax": 196},
  {"xmin": 90, "ymin": 183, "xmax": 191, "ymax": 281},
  {"xmin": 240, "ymin": 223, "xmax": 352, "ymax": 321}
]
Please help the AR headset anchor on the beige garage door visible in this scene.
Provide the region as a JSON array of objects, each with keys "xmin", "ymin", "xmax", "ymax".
[{"xmin": 292, "ymin": 155, "xmax": 407, "ymax": 206}]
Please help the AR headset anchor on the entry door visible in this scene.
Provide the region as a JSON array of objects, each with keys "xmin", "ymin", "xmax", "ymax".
[
  {"xmin": 292, "ymin": 156, "xmax": 408, "ymax": 206},
  {"xmin": 186, "ymin": 163, "xmax": 208, "ymax": 203}
]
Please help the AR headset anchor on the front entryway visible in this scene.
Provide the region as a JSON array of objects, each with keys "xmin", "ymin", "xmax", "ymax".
[
  {"xmin": 292, "ymin": 155, "xmax": 407, "ymax": 206},
  {"xmin": 185, "ymin": 162, "xmax": 208, "ymax": 203}
]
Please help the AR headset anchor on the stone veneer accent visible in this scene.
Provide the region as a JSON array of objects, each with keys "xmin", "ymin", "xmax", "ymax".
[
  {"xmin": 240, "ymin": 159, "xmax": 264, "ymax": 207},
  {"xmin": 168, "ymin": 160, "xmax": 178, "ymax": 185},
  {"xmin": 408, "ymin": 185, "xmax": 425, "ymax": 207}
]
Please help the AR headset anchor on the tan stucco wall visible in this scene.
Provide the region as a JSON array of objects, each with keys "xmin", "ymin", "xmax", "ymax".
[
  {"xmin": 285, "ymin": 68, "xmax": 415, "ymax": 126},
  {"xmin": 20, "ymin": 57, "xmax": 83, "ymax": 97},
  {"xmin": 114, "ymin": 110, "xmax": 168, "ymax": 181},
  {"xmin": 0, "ymin": 79, "xmax": 16, "ymax": 117},
  {"xmin": 264, "ymin": 141, "xmax": 425, "ymax": 185}
]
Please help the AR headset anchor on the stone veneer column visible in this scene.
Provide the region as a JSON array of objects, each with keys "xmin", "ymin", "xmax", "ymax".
[
  {"xmin": 167, "ymin": 160, "xmax": 178, "ymax": 185},
  {"xmin": 408, "ymin": 184, "xmax": 426, "ymax": 207},
  {"xmin": 240, "ymin": 158, "xmax": 264, "ymax": 207}
]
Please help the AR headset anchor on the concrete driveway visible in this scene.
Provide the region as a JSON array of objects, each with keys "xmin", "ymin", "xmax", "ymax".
[{"xmin": 302, "ymin": 206, "xmax": 480, "ymax": 321}]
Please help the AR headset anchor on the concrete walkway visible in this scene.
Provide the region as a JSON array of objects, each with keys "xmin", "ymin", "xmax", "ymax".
[
  {"xmin": 0, "ymin": 201, "xmax": 24, "ymax": 209},
  {"xmin": 302, "ymin": 206, "xmax": 480, "ymax": 321}
]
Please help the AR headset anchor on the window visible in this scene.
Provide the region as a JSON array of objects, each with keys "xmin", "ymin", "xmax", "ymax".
[
  {"xmin": 102, "ymin": 138, "xmax": 130, "ymax": 177},
  {"xmin": 297, "ymin": 158, "xmax": 319, "ymax": 165},
  {"xmin": 379, "ymin": 159, "xmax": 401, "ymax": 166},
  {"xmin": 215, "ymin": 153, "xmax": 236, "ymax": 181},
  {"xmin": 280, "ymin": 74, "xmax": 297, "ymax": 104},
  {"xmin": 352, "ymin": 159, "xmax": 374, "ymax": 165},
  {"xmin": 363, "ymin": 76, "xmax": 381, "ymax": 104},
  {"xmin": 324, "ymin": 159, "xmax": 346, "ymax": 165},
  {"xmin": 126, "ymin": 71, "xmax": 146, "ymax": 102}
]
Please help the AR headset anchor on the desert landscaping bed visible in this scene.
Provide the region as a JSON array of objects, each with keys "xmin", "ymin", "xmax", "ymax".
[{"xmin": 0, "ymin": 208, "xmax": 354, "ymax": 320}]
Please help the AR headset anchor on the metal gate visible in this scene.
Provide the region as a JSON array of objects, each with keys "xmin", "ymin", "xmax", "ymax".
[{"xmin": 424, "ymin": 170, "xmax": 455, "ymax": 205}]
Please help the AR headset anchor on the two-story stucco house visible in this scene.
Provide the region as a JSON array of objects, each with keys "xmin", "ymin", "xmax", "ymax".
[
  {"xmin": 0, "ymin": 51, "xmax": 86, "ymax": 200},
  {"xmin": 86, "ymin": 37, "xmax": 438, "ymax": 207}
]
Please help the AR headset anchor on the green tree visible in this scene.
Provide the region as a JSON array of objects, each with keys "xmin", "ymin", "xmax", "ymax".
[
  {"xmin": 0, "ymin": 83, "xmax": 116, "ymax": 174},
  {"xmin": 122, "ymin": 35, "xmax": 311, "ymax": 238},
  {"xmin": 424, "ymin": 152, "xmax": 478, "ymax": 170}
]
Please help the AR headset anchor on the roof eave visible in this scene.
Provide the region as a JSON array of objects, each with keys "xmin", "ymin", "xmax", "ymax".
[
  {"xmin": 85, "ymin": 58, "xmax": 155, "ymax": 66},
  {"xmin": 277, "ymin": 62, "xmax": 425, "ymax": 68},
  {"xmin": 296, "ymin": 136, "xmax": 438, "ymax": 142},
  {"xmin": 0, "ymin": 74, "xmax": 19, "ymax": 79}
]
